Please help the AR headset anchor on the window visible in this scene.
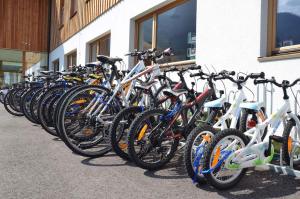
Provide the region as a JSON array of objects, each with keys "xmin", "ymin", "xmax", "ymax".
[
  {"xmin": 70, "ymin": 0, "xmax": 78, "ymax": 18},
  {"xmin": 268, "ymin": 0, "xmax": 300, "ymax": 55},
  {"xmin": 89, "ymin": 34, "xmax": 111, "ymax": 62},
  {"xmin": 66, "ymin": 51, "xmax": 77, "ymax": 69},
  {"xmin": 53, "ymin": 59, "xmax": 59, "ymax": 72},
  {"xmin": 59, "ymin": 0, "xmax": 65, "ymax": 27},
  {"xmin": 136, "ymin": 0, "xmax": 197, "ymax": 63}
]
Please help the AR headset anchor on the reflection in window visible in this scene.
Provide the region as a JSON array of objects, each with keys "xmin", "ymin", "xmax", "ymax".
[
  {"xmin": 138, "ymin": 18, "xmax": 153, "ymax": 50},
  {"xmin": 136, "ymin": 0, "xmax": 196, "ymax": 63},
  {"xmin": 0, "ymin": 49, "xmax": 47, "ymax": 87},
  {"xmin": 276, "ymin": 0, "xmax": 300, "ymax": 47},
  {"xmin": 157, "ymin": 0, "xmax": 196, "ymax": 62}
]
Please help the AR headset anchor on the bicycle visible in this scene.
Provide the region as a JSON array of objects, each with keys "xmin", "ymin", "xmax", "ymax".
[
  {"xmin": 126, "ymin": 67, "xmax": 230, "ymax": 170},
  {"xmin": 57, "ymin": 48, "xmax": 172, "ymax": 157},
  {"xmin": 184, "ymin": 71, "xmax": 266, "ymax": 184},
  {"xmin": 109, "ymin": 65, "xmax": 201, "ymax": 161},
  {"xmin": 201, "ymin": 76, "xmax": 300, "ymax": 190}
]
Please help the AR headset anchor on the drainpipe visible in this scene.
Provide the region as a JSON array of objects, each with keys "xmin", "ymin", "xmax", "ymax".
[{"xmin": 47, "ymin": 0, "xmax": 52, "ymax": 71}]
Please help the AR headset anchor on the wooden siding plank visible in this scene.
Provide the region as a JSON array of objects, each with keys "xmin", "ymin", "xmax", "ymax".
[
  {"xmin": 0, "ymin": 0, "xmax": 49, "ymax": 52},
  {"xmin": 50, "ymin": 0, "xmax": 121, "ymax": 51}
]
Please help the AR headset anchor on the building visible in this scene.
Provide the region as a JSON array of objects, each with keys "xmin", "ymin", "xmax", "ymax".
[
  {"xmin": 1, "ymin": 0, "xmax": 300, "ymax": 113},
  {"xmin": 0, "ymin": 0, "xmax": 50, "ymax": 86}
]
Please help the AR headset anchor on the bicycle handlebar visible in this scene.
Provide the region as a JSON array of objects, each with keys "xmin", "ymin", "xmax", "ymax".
[
  {"xmin": 214, "ymin": 71, "xmax": 264, "ymax": 85},
  {"xmin": 254, "ymin": 77, "xmax": 300, "ymax": 88},
  {"xmin": 125, "ymin": 48, "xmax": 173, "ymax": 61}
]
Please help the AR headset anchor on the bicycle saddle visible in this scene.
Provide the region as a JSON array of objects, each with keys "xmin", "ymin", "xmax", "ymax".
[
  {"xmin": 204, "ymin": 96, "xmax": 226, "ymax": 108},
  {"xmin": 57, "ymin": 71, "xmax": 79, "ymax": 77},
  {"xmin": 97, "ymin": 55, "xmax": 123, "ymax": 65},
  {"xmin": 163, "ymin": 89, "xmax": 187, "ymax": 98},
  {"xmin": 240, "ymin": 101, "xmax": 264, "ymax": 111},
  {"xmin": 40, "ymin": 71, "xmax": 54, "ymax": 75},
  {"xmin": 86, "ymin": 61, "xmax": 101, "ymax": 68}
]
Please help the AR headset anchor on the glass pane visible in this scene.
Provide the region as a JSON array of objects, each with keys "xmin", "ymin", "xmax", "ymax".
[
  {"xmin": 276, "ymin": 0, "xmax": 300, "ymax": 47},
  {"xmin": 157, "ymin": 0, "xmax": 197, "ymax": 62},
  {"xmin": 53, "ymin": 60, "xmax": 59, "ymax": 72},
  {"xmin": 67, "ymin": 52, "xmax": 76, "ymax": 69},
  {"xmin": 25, "ymin": 52, "xmax": 48, "ymax": 73},
  {"xmin": 99, "ymin": 35, "xmax": 111, "ymax": 56},
  {"xmin": 90, "ymin": 42, "xmax": 97, "ymax": 62},
  {"xmin": 138, "ymin": 18, "xmax": 153, "ymax": 50},
  {"xmin": 0, "ymin": 49, "xmax": 47, "ymax": 87}
]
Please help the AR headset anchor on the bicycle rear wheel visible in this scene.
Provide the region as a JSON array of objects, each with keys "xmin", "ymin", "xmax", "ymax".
[{"xmin": 58, "ymin": 85, "xmax": 119, "ymax": 157}]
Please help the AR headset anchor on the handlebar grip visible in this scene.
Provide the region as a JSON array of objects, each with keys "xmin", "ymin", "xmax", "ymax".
[
  {"xmin": 220, "ymin": 70, "xmax": 235, "ymax": 76},
  {"xmin": 229, "ymin": 71, "xmax": 235, "ymax": 76},
  {"xmin": 254, "ymin": 79, "xmax": 267, "ymax": 85},
  {"xmin": 190, "ymin": 73, "xmax": 201, "ymax": 78},
  {"xmin": 214, "ymin": 77, "xmax": 226, "ymax": 81},
  {"xmin": 162, "ymin": 48, "xmax": 173, "ymax": 56},
  {"xmin": 250, "ymin": 72, "xmax": 265, "ymax": 79},
  {"xmin": 189, "ymin": 65, "xmax": 201, "ymax": 70}
]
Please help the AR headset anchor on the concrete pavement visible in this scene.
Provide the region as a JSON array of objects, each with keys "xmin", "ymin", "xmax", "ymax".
[{"xmin": 0, "ymin": 105, "xmax": 300, "ymax": 199}]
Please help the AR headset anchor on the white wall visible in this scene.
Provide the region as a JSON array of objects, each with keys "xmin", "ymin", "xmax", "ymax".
[
  {"xmin": 49, "ymin": 0, "xmax": 176, "ymax": 70},
  {"xmin": 196, "ymin": 0, "xmax": 300, "ymax": 115},
  {"xmin": 49, "ymin": 0, "xmax": 300, "ymax": 115}
]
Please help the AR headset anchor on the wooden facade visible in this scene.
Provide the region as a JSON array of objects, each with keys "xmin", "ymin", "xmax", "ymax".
[
  {"xmin": 50, "ymin": 0, "xmax": 122, "ymax": 51},
  {"xmin": 0, "ymin": 0, "xmax": 50, "ymax": 52}
]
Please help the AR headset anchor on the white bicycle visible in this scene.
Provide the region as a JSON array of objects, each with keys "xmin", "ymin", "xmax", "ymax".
[
  {"xmin": 202, "ymin": 76, "xmax": 300, "ymax": 190},
  {"xmin": 184, "ymin": 71, "xmax": 266, "ymax": 184}
]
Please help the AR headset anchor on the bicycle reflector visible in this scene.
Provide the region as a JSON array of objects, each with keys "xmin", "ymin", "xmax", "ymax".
[
  {"xmin": 288, "ymin": 136, "xmax": 293, "ymax": 153},
  {"xmin": 211, "ymin": 146, "xmax": 221, "ymax": 167},
  {"xmin": 247, "ymin": 119, "xmax": 257, "ymax": 128},
  {"xmin": 138, "ymin": 124, "xmax": 148, "ymax": 141}
]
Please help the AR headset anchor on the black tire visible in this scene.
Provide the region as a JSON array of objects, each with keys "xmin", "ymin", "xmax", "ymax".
[
  {"xmin": 29, "ymin": 88, "xmax": 44, "ymax": 124},
  {"xmin": 184, "ymin": 125, "xmax": 218, "ymax": 184},
  {"xmin": 54, "ymin": 85, "xmax": 82, "ymax": 137},
  {"xmin": 109, "ymin": 106, "xmax": 144, "ymax": 160},
  {"xmin": 38, "ymin": 85, "xmax": 71, "ymax": 136},
  {"xmin": 127, "ymin": 108, "xmax": 179, "ymax": 170},
  {"xmin": 58, "ymin": 85, "xmax": 116, "ymax": 158},
  {"xmin": 239, "ymin": 108, "xmax": 267, "ymax": 139},
  {"xmin": 21, "ymin": 87, "xmax": 41, "ymax": 124},
  {"xmin": 0, "ymin": 92, "xmax": 4, "ymax": 104},
  {"xmin": 203, "ymin": 129, "xmax": 249, "ymax": 190},
  {"xmin": 8, "ymin": 88, "xmax": 25, "ymax": 114},
  {"xmin": 282, "ymin": 120, "xmax": 300, "ymax": 166},
  {"xmin": 3, "ymin": 90, "xmax": 24, "ymax": 116}
]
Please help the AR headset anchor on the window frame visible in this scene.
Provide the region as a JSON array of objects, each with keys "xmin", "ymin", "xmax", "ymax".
[
  {"xmin": 268, "ymin": 0, "xmax": 300, "ymax": 56},
  {"xmin": 53, "ymin": 59, "xmax": 60, "ymax": 72},
  {"xmin": 89, "ymin": 33, "xmax": 111, "ymax": 62},
  {"xmin": 135, "ymin": 0, "xmax": 196, "ymax": 64},
  {"xmin": 66, "ymin": 51, "xmax": 77, "ymax": 69}
]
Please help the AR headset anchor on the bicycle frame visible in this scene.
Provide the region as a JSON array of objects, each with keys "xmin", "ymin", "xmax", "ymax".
[
  {"xmin": 80, "ymin": 60, "xmax": 161, "ymax": 121},
  {"xmin": 156, "ymin": 88, "xmax": 214, "ymax": 139},
  {"xmin": 212, "ymin": 87, "xmax": 246, "ymax": 130},
  {"xmin": 222, "ymin": 99, "xmax": 300, "ymax": 170}
]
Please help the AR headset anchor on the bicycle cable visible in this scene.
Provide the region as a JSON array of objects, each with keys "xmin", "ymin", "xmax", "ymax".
[{"xmin": 210, "ymin": 65, "xmax": 227, "ymax": 97}]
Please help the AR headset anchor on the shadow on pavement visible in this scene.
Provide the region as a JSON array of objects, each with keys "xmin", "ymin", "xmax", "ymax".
[
  {"xmin": 198, "ymin": 169, "xmax": 300, "ymax": 199},
  {"xmin": 144, "ymin": 153, "xmax": 189, "ymax": 180},
  {"xmin": 81, "ymin": 156, "xmax": 135, "ymax": 167}
]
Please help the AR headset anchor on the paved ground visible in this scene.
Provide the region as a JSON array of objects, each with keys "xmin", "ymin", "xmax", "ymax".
[{"xmin": 1, "ymin": 105, "xmax": 300, "ymax": 199}]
